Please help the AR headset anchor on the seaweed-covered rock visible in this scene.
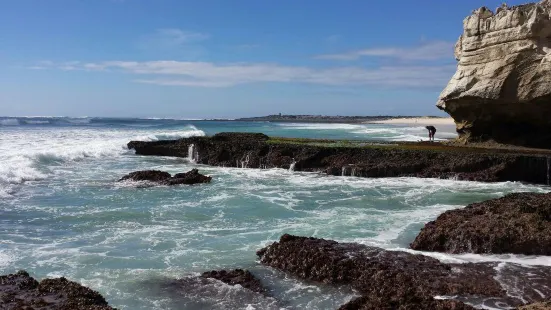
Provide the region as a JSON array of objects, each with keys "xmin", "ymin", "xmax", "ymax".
[
  {"xmin": 128, "ymin": 133, "xmax": 551, "ymax": 186},
  {"xmin": 410, "ymin": 192, "xmax": 551, "ymax": 255},
  {"xmin": 200, "ymin": 269, "xmax": 265, "ymax": 294},
  {"xmin": 257, "ymin": 234, "xmax": 551, "ymax": 309},
  {"xmin": 519, "ymin": 300, "xmax": 551, "ymax": 310},
  {"xmin": 118, "ymin": 169, "xmax": 211, "ymax": 186},
  {"xmin": 170, "ymin": 169, "xmax": 212, "ymax": 185},
  {"xmin": 338, "ymin": 295, "xmax": 476, "ymax": 310},
  {"xmin": 118, "ymin": 170, "xmax": 171, "ymax": 182},
  {"xmin": 212, "ymin": 132, "xmax": 269, "ymax": 142},
  {"xmin": 0, "ymin": 270, "xmax": 114, "ymax": 310}
]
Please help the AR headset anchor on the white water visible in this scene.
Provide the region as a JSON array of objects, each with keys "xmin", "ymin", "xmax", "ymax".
[
  {"xmin": 187, "ymin": 144, "xmax": 197, "ymax": 163},
  {"xmin": 0, "ymin": 125, "xmax": 205, "ymax": 198},
  {"xmin": 0, "ymin": 120, "xmax": 549, "ymax": 309}
]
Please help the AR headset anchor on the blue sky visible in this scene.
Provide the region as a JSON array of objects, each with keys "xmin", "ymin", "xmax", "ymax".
[{"xmin": 0, "ymin": 0, "xmax": 525, "ymax": 118}]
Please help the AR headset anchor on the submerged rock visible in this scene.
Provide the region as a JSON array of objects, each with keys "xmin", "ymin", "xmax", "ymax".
[
  {"xmin": 410, "ymin": 192, "xmax": 551, "ymax": 255},
  {"xmin": 437, "ymin": 1, "xmax": 551, "ymax": 147},
  {"xmin": 200, "ymin": 269, "xmax": 266, "ymax": 295},
  {"xmin": 0, "ymin": 270, "xmax": 114, "ymax": 310},
  {"xmin": 257, "ymin": 234, "xmax": 551, "ymax": 309},
  {"xmin": 154, "ymin": 270, "xmax": 277, "ymax": 310},
  {"xmin": 118, "ymin": 169, "xmax": 211, "ymax": 186}
]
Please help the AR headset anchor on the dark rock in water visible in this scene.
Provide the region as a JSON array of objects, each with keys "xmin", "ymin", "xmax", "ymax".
[
  {"xmin": 519, "ymin": 300, "xmax": 551, "ymax": 310},
  {"xmin": 154, "ymin": 272, "xmax": 278, "ymax": 310},
  {"xmin": 200, "ymin": 269, "xmax": 265, "ymax": 294},
  {"xmin": 0, "ymin": 270, "xmax": 114, "ymax": 310},
  {"xmin": 212, "ymin": 132, "xmax": 269, "ymax": 142},
  {"xmin": 118, "ymin": 170, "xmax": 171, "ymax": 182},
  {"xmin": 127, "ymin": 132, "xmax": 551, "ymax": 185},
  {"xmin": 170, "ymin": 169, "xmax": 212, "ymax": 185},
  {"xmin": 338, "ymin": 295, "xmax": 476, "ymax": 310},
  {"xmin": 257, "ymin": 234, "xmax": 551, "ymax": 309},
  {"xmin": 118, "ymin": 169, "xmax": 211, "ymax": 186},
  {"xmin": 410, "ymin": 192, "xmax": 551, "ymax": 255}
]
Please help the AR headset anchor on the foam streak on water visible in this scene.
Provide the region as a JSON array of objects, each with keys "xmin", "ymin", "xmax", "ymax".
[{"xmin": 0, "ymin": 118, "xmax": 548, "ymax": 309}]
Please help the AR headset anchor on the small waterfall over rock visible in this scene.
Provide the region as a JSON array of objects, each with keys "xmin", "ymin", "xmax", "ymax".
[
  {"xmin": 240, "ymin": 154, "xmax": 250, "ymax": 168},
  {"xmin": 289, "ymin": 159, "xmax": 296, "ymax": 172},
  {"xmin": 187, "ymin": 144, "xmax": 198, "ymax": 163},
  {"xmin": 547, "ymin": 157, "xmax": 550, "ymax": 185}
]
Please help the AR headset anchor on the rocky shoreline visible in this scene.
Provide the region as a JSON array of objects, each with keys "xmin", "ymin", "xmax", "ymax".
[
  {"xmin": 7, "ymin": 226, "xmax": 551, "ymax": 309},
  {"xmin": 0, "ymin": 270, "xmax": 115, "ymax": 309},
  {"xmin": 3, "ymin": 190, "xmax": 550, "ymax": 309},
  {"xmin": 411, "ymin": 192, "xmax": 551, "ymax": 255},
  {"xmin": 128, "ymin": 132, "xmax": 551, "ymax": 185},
  {"xmin": 257, "ymin": 234, "xmax": 551, "ymax": 309},
  {"xmin": 437, "ymin": 0, "xmax": 551, "ymax": 148}
]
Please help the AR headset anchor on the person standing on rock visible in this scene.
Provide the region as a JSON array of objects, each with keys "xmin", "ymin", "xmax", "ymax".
[{"xmin": 426, "ymin": 126, "xmax": 436, "ymax": 142}]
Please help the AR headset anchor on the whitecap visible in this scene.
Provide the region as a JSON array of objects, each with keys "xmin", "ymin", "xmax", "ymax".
[
  {"xmin": 276, "ymin": 123, "xmax": 363, "ymax": 130},
  {"xmin": 0, "ymin": 118, "xmax": 20, "ymax": 126}
]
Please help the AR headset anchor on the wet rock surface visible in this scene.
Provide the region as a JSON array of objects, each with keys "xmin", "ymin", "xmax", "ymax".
[
  {"xmin": 519, "ymin": 300, "xmax": 551, "ymax": 310},
  {"xmin": 152, "ymin": 271, "xmax": 278, "ymax": 310},
  {"xmin": 118, "ymin": 168, "xmax": 211, "ymax": 186},
  {"xmin": 118, "ymin": 170, "xmax": 171, "ymax": 183},
  {"xmin": 0, "ymin": 270, "xmax": 114, "ymax": 310},
  {"xmin": 127, "ymin": 133, "xmax": 551, "ymax": 185},
  {"xmin": 410, "ymin": 192, "xmax": 551, "ymax": 255},
  {"xmin": 200, "ymin": 269, "xmax": 266, "ymax": 294},
  {"xmin": 257, "ymin": 234, "xmax": 551, "ymax": 309},
  {"xmin": 338, "ymin": 295, "xmax": 477, "ymax": 310}
]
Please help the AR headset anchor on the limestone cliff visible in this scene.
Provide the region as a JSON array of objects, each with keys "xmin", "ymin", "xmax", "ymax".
[{"xmin": 437, "ymin": 1, "xmax": 551, "ymax": 147}]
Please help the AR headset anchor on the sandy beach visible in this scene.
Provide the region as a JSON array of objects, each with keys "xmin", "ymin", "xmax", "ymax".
[{"xmin": 367, "ymin": 117, "xmax": 455, "ymax": 126}]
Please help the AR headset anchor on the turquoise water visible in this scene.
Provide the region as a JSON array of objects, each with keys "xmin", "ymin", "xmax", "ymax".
[{"xmin": 1, "ymin": 117, "xmax": 549, "ymax": 309}]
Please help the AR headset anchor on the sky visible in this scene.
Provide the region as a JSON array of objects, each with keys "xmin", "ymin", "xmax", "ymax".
[{"xmin": 0, "ymin": 0, "xmax": 527, "ymax": 118}]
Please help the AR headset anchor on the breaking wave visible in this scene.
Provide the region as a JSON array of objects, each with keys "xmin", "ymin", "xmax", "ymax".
[{"xmin": 0, "ymin": 125, "xmax": 205, "ymax": 196}]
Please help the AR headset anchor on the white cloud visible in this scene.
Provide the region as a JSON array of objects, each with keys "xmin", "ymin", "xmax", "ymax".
[
  {"xmin": 325, "ymin": 35, "xmax": 341, "ymax": 44},
  {"xmin": 316, "ymin": 41, "xmax": 454, "ymax": 61},
  {"xmin": 41, "ymin": 60, "xmax": 454, "ymax": 89},
  {"xmin": 155, "ymin": 28, "xmax": 209, "ymax": 45},
  {"xmin": 138, "ymin": 28, "xmax": 209, "ymax": 51}
]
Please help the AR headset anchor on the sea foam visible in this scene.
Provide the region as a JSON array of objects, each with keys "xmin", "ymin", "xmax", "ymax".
[
  {"xmin": 0, "ymin": 119, "xmax": 20, "ymax": 126},
  {"xmin": 0, "ymin": 125, "xmax": 205, "ymax": 196}
]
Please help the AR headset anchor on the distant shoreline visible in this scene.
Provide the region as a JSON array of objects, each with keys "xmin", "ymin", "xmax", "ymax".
[
  {"xmin": 367, "ymin": 117, "xmax": 455, "ymax": 126},
  {"xmin": 235, "ymin": 115, "xmax": 450, "ymax": 124},
  {"xmin": 1, "ymin": 115, "xmax": 454, "ymax": 125}
]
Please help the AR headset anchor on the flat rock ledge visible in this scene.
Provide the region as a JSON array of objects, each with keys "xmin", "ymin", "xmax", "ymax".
[
  {"xmin": 0, "ymin": 270, "xmax": 114, "ymax": 310},
  {"xmin": 128, "ymin": 132, "xmax": 551, "ymax": 186},
  {"xmin": 118, "ymin": 168, "xmax": 211, "ymax": 186},
  {"xmin": 257, "ymin": 234, "xmax": 551, "ymax": 309},
  {"xmin": 200, "ymin": 269, "xmax": 266, "ymax": 295},
  {"xmin": 410, "ymin": 192, "xmax": 551, "ymax": 255}
]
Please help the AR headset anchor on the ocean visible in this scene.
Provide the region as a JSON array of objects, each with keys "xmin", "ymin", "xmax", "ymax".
[{"xmin": 1, "ymin": 116, "xmax": 549, "ymax": 309}]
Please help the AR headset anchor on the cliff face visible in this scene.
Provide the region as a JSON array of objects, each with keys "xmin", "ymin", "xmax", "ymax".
[{"xmin": 437, "ymin": 1, "xmax": 551, "ymax": 147}]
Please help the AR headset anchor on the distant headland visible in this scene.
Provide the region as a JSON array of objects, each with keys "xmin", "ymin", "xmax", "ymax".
[{"xmin": 235, "ymin": 114, "xmax": 449, "ymax": 124}]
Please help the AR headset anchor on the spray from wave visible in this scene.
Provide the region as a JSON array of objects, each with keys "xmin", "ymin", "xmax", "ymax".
[
  {"xmin": 0, "ymin": 119, "xmax": 20, "ymax": 126},
  {"xmin": 0, "ymin": 125, "xmax": 205, "ymax": 197}
]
